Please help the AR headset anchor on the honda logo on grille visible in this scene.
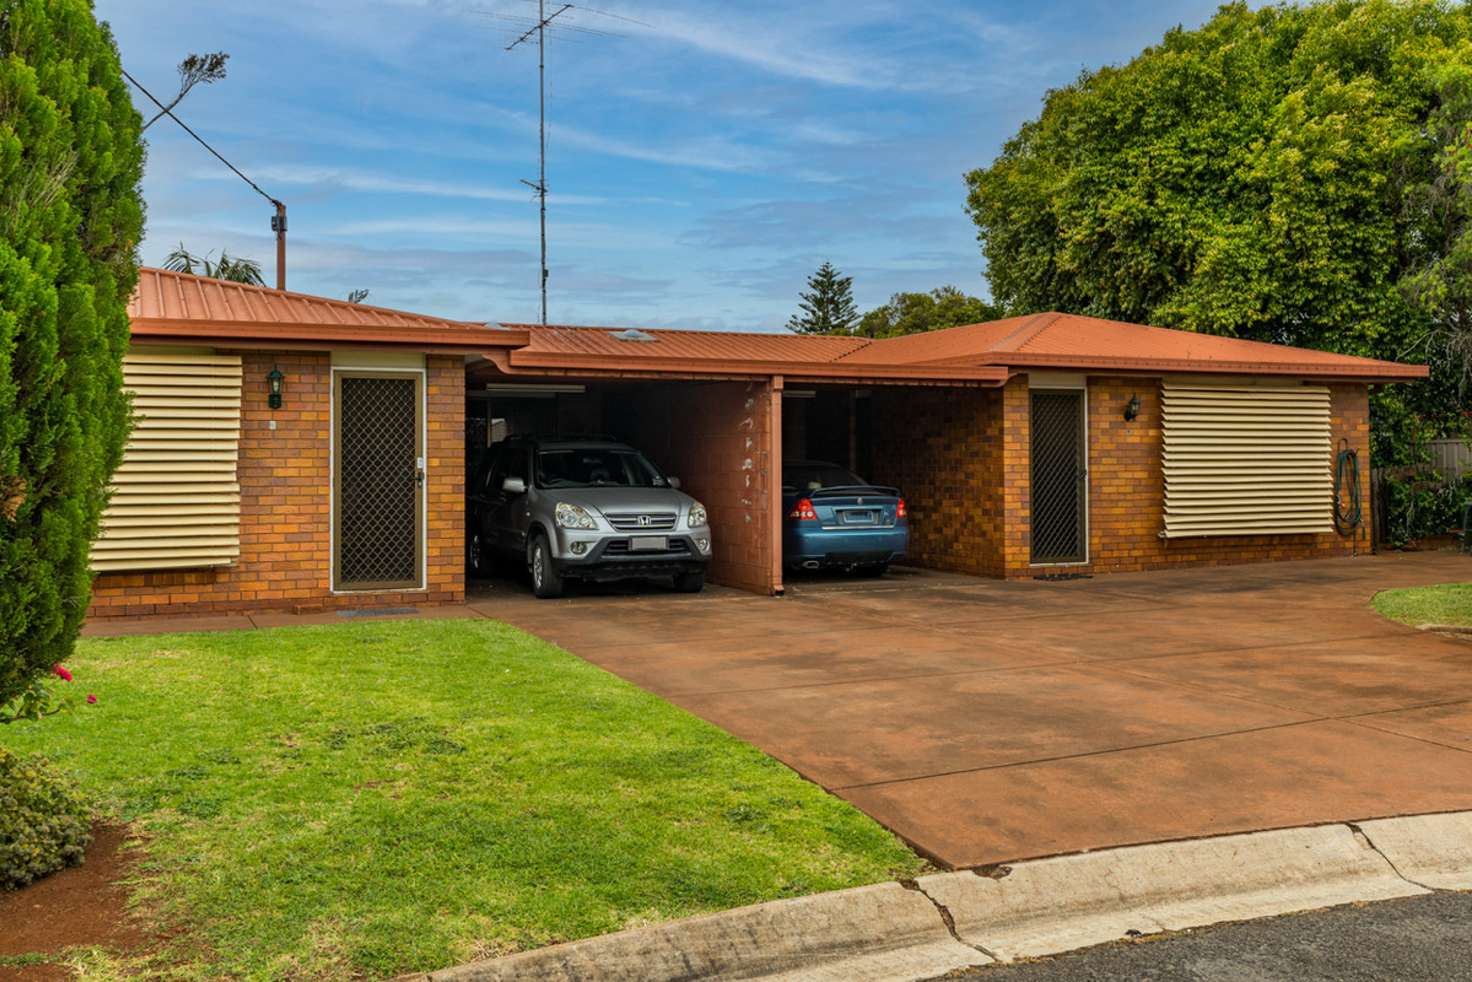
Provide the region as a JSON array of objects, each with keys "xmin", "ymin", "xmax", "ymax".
[{"xmin": 637, "ymin": 515, "xmax": 652, "ymax": 527}]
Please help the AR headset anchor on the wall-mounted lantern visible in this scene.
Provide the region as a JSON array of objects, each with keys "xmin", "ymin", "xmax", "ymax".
[
  {"xmin": 267, "ymin": 367, "xmax": 285, "ymax": 410},
  {"xmin": 1123, "ymin": 393, "xmax": 1141, "ymax": 422}
]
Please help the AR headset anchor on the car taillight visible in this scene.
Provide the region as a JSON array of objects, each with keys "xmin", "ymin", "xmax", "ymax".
[
  {"xmin": 788, "ymin": 498, "xmax": 818, "ymax": 521},
  {"xmin": 896, "ymin": 498, "xmax": 908, "ymax": 519}
]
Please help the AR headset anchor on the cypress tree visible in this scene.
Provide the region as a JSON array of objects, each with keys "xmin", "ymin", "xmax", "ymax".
[{"xmin": 0, "ymin": 0, "xmax": 144, "ymax": 711}]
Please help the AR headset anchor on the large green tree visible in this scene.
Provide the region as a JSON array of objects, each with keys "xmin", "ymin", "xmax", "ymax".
[
  {"xmin": 0, "ymin": 0, "xmax": 144, "ymax": 712},
  {"xmin": 856, "ymin": 286, "xmax": 1002, "ymax": 338},
  {"xmin": 966, "ymin": 0, "xmax": 1472, "ymax": 462}
]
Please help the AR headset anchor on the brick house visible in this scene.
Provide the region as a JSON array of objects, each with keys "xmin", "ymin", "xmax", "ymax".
[{"xmin": 89, "ymin": 269, "xmax": 1425, "ymax": 617}]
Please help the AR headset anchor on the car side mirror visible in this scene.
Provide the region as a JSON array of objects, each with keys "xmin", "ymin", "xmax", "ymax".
[
  {"xmin": 667, "ymin": 476, "xmax": 681, "ymax": 489},
  {"xmin": 502, "ymin": 476, "xmax": 527, "ymax": 495}
]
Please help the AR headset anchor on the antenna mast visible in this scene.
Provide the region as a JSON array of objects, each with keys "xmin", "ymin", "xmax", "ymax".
[{"xmin": 507, "ymin": 1, "xmax": 571, "ymax": 326}]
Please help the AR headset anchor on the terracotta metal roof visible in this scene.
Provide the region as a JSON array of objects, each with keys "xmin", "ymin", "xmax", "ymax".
[
  {"xmin": 127, "ymin": 270, "xmax": 1426, "ymax": 381},
  {"xmin": 128, "ymin": 267, "xmax": 527, "ymax": 353},
  {"xmin": 842, "ymin": 311, "xmax": 1426, "ymax": 380}
]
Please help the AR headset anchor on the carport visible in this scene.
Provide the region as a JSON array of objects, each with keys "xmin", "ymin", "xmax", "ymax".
[
  {"xmin": 467, "ymin": 325, "xmax": 1007, "ymax": 594},
  {"xmin": 468, "ymin": 314, "xmax": 1425, "ymax": 597}
]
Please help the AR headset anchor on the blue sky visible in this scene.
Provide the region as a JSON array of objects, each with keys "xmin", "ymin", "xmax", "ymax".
[{"xmin": 101, "ymin": 0, "xmax": 1230, "ymax": 330}]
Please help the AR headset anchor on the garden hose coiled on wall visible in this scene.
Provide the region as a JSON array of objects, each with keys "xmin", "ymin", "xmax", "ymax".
[{"xmin": 1333, "ymin": 438, "xmax": 1362, "ymax": 541}]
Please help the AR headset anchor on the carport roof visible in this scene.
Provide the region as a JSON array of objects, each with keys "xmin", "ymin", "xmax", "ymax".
[
  {"xmin": 496, "ymin": 313, "xmax": 1427, "ymax": 382},
  {"xmin": 128, "ymin": 267, "xmax": 529, "ymax": 353},
  {"xmin": 490, "ymin": 322, "xmax": 1010, "ymax": 384}
]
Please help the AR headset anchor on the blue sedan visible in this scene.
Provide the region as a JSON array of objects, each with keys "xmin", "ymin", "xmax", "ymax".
[{"xmin": 782, "ymin": 460, "xmax": 908, "ymax": 576}]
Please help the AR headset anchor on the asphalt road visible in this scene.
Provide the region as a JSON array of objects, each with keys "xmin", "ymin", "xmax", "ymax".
[{"xmin": 950, "ymin": 891, "xmax": 1472, "ymax": 981}]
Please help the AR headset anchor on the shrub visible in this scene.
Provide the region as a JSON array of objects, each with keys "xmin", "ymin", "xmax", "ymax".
[
  {"xmin": 0, "ymin": 0, "xmax": 145, "ymax": 709},
  {"xmin": 1381, "ymin": 471, "xmax": 1472, "ymax": 547},
  {"xmin": 0, "ymin": 745, "xmax": 92, "ymax": 890}
]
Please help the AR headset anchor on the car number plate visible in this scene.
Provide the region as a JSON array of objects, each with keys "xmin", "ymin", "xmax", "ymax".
[
  {"xmin": 629, "ymin": 536, "xmax": 668, "ymax": 551},
  {"xmin": 844, "ymin": 511, "xmax": 876, "ymax": 524}
]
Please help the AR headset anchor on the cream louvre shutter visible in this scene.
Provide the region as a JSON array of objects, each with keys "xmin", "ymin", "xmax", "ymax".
[
  {"xmin": 92, "ymin": 352, "xmax": 243, "ymax": 572},
  {"xmin": 1161, "ymin": 382, "xmax": 1333, "ymax": 538}
]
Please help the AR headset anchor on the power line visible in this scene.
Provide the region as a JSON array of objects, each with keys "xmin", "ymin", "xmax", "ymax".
[{"xmin": 120, "ymin": 65, "xmax": 291, "ymax": 290}]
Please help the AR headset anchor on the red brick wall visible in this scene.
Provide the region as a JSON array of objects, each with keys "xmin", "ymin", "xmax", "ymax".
[
  {"xmin": 1010, "ymin": 376, "xmax": 1372, "ymax": 578},
  {"xmin": 88, "ymin": 351, "xmax": 465, "ymax": 617},
  {"xmin": 626, "ymin": 380, "xmax": 779, "ymax": 594},
  {"xmin": 870, "ymin": 386, "xmax": 1006, "ymax": 577}
]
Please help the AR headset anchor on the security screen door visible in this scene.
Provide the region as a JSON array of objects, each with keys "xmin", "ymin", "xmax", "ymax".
[
  {"xmin": 334, "ymin": 372, "xmax": 424, "ymax": 591},
  {"xmin": 1029, "ymin": 389, "xmax": 1087, "ymax": 565}
]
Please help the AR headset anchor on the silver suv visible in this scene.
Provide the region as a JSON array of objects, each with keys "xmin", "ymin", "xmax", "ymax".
[{"xmin": 468, "ymin": 436, "xmax": 712, "ymax": 598}]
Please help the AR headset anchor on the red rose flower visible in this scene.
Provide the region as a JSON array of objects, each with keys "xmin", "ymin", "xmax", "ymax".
[
  {"xmin": 53, "ymin": 664, "xmax": 73, "ymax": 682},
  {"xmin": 86, "ymin": 694, "xmax": 97, "ymax": 705}
]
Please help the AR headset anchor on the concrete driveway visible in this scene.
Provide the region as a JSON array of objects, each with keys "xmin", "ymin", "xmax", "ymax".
[{"xmin": 471, "ymin": 552, "xmax": 1472, "ymax": 869}]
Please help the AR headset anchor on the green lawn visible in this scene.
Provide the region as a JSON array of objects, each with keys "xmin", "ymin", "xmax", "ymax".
[
  {"xmin": 1373, "ymin": 583, "xmax": 1472, "ymax": 627},
  {"xmin": 1, "ymin": 620, "xmax": 924, "ymax": 980}
]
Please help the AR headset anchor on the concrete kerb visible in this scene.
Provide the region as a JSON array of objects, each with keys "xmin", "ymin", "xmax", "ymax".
[
  {"xmin": 402, "ymin": 812, "xmax": 1472, "ymax": 982},
  {"xmin": 1357, "ymin": 811, "xmax": 1472, "ymax": 890},
  {"xmin": 410, "ymin": 882, "xmax": 990, "ymax": 981},
  {"xmin": 916, "ymin": 823, "xmax": 1427, "ymax": 962}
]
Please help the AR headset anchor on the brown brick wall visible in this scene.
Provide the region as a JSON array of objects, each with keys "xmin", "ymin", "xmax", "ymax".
[
  {"xmin": 625, "ymin": 380, "xmax": 779, "ymax": 594},
  {"xmin": 868, "ymin": 375, "xmax": 1373, "ymax": 582},
  {"xmin": 1010, "ymin": 376, "xmax": 1372, "ymax": 578},
  {"xmin": 88, "ymin": 351, "xmax": 465, "ymax": 617},
  {"xmin": 870, "ymin": 386, "xmax": 1006, "ymax": 577}
]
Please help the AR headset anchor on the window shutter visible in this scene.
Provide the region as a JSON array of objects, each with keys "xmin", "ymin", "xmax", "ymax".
[
  {"xmin": 93, "ymin": 351, "xmax": 243, "ymax": 572},
  {"xmin": 1161, "ymin": 382, "xmax": 1332, "ymax": 538}
]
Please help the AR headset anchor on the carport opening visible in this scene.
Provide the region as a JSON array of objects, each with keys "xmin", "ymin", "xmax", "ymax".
[
  {"xmin": 463, "ymin": 371, "xmax": 779, "ymax": 596},
  {"xmin": 781, "ymin": 382, "xmax": 1005, "ymax": 581}
]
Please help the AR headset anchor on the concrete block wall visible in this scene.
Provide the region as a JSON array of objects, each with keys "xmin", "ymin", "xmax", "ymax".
[
  {"xmin": 88, "ymin": 350, "xmax": 465, "ymax": 617},
  {"xmin": 626, "ymin": 380, "xmax": 778, "ymax": 594}
]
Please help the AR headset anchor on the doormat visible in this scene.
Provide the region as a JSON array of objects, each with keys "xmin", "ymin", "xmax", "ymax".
[
  {"xmin": 337, "ymin": 607, "xmax": 421, "ymax": 618},
  {"xmin": 1033, "ymin": 573, "xmax": 1093, "ymax": 582}
]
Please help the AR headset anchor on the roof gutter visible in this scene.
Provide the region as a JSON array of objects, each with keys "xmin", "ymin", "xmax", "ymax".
[
  {"xmin": 131, "ymin": 320, "xmax": 531, "ymax": 354},
  {"xmin": 927, "ymin": 353, "xmax": 1427, "ymax": 382}
]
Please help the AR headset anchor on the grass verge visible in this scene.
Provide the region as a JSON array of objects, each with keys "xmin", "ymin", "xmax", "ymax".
[
  {"xmin": 1, "ymin": 619, "xmax": 924, "ymax": 979},
  {"xmin": 1373, "ymin": 582, "xmax": 1472, "ymax": 627}
]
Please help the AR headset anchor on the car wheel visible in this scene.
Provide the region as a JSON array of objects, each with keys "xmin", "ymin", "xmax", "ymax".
[
  {"xmin": 529, "ymin": 535, "xmax": 564, "ymax": 599},
  {"xmin": 468, "ymin": 530, "xmax": 485, "ymax": 577},
  {"xmin": 672, "ymin": 570, "xmax": 705, "ymax": 593}
]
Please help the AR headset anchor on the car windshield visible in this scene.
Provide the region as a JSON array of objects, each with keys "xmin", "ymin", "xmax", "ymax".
[
  {"xmin": 783, "ymin": 463, "xmax": 868, "ymax": 494},
  {"xmin": 536, "ymin": 448, "xmax": 666, "ymax": 488}
]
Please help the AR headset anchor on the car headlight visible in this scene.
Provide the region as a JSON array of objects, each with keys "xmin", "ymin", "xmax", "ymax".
[
  {"xmin": 555, "ymin": 502, "xmax": 597, "ymax": 530},
  {"xmin": 688, "ymin": 502, "xmax": 707, "ymax": 528}
]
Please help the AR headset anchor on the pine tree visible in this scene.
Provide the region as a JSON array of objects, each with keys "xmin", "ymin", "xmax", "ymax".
[
  {"xmin": 0, "ymin": 0, "xmax": 144, "ymax": 714},
  {"xmin": 787, "ymin": 262, "xmax": 859, "ymax": 335}
]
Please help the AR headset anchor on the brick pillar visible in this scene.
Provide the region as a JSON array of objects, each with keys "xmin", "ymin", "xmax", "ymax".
[{"xmin": 426, "ymin": 356, "xmax": 465, "ymax": 604}]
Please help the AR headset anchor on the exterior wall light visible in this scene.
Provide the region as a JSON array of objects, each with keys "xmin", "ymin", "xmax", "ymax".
[
  {"xmin": 1124, "ymin": 393, "xmax": 1140, "ymax": 422},
  {"xmin": 267, "ymin": 367, "xmax": 285, "ymax": 410}
]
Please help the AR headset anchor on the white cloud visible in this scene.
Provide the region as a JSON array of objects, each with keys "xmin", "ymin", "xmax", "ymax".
[{"xmin": 190, "ymin": 164, "xmax": 607, "ymax": 204}]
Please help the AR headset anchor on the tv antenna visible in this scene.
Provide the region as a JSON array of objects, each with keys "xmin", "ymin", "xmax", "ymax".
[{"xmin": 497, "ymin": 2, "xmax": 648, "ymax": 325}]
